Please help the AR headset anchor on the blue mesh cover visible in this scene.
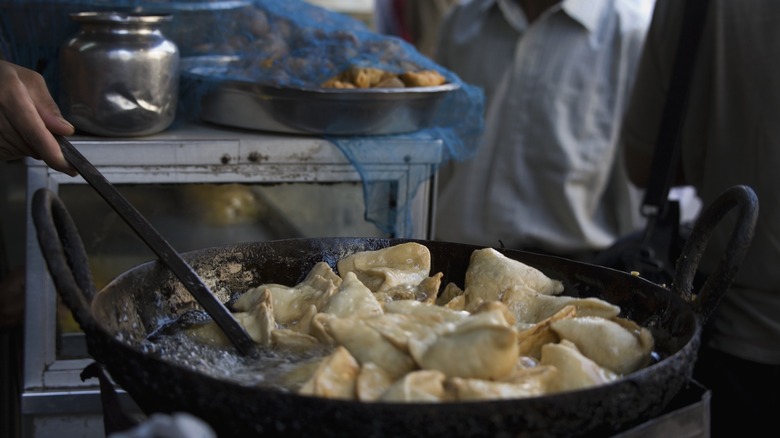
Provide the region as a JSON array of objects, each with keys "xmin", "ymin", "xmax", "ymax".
[{"xmin": 1, "ymin": 0, "xmax": 484, "ymax": 237}]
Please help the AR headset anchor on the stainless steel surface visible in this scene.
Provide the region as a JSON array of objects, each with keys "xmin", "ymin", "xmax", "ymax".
[
  {"xmin": 22, "ymin": 389, "xmax": 142, "ymax": 438},
  {"xmin": 614, "ymin": 381, "xmax": 710, "ymax": 438},
  {"xmin": 181, "ymin": 55, "xmax": 460, "ymax": 135},
  {"xmin": 59, "ymin": 12, "xmax": 180, "ymax": 137},
  {"xmin": 56, "ymin": 136, "xmax": 255, "ymax": 355}
]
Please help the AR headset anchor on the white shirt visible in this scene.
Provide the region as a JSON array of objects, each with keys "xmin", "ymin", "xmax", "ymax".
[
  {"xmin": 434, "ymin": 0, "xmax": 651, "ymax": 254},
  {"xmin": 622, "ymin": 0, "xmax": 780, "ymax": 364}
]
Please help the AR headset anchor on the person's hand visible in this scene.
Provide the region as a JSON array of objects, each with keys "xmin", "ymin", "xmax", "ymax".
[{"xmin": 0, "ymin": 60, "xmax": 76, "ymax": 175}]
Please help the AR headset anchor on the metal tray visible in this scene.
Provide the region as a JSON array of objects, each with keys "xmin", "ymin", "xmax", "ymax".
[{"xmin": 180, "ymin": 56, "xmax": 460, "ymax": 135}]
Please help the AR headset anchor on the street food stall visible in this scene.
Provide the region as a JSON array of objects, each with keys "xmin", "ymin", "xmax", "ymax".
[
  {"xmin": 1, "ymin": 1, "xmax": 482, "ymax": 436},
  {"xmin": 0, "ymin": 1, "xmax": 724, "ymax": 437}
]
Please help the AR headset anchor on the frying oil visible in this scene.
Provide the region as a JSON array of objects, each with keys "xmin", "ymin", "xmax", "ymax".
[{"xmin": 139, "ymin": 330, "xmax": 332, "ymax": 391}]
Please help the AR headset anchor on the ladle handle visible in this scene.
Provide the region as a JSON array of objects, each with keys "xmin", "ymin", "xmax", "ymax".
[
  {"xmin": 673, "ymin": 185, "xmax": 759, "ymax": 321},
  {"xmin": 54, "ymin": 135, "xmax": 256, "ymax": 356}
]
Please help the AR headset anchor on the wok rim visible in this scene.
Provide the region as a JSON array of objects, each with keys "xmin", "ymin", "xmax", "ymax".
[{"xmin": 93, "ymin": 237, "xmax": 702, "ymax": 404}]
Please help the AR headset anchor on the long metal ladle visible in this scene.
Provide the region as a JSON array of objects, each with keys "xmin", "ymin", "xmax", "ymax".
[{"xmin": 56, "ymin": 135, "xmax": 256, "ymax": 356}]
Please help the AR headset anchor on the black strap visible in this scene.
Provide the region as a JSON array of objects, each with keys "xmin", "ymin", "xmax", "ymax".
[{"xmin": 641, "ymin": 0, "xmax": 710, "ymax": 220}]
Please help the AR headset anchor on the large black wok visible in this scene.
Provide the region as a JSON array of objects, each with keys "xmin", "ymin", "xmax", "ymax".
[{"xmin": 31, "ymin": 185, "xmax": 758, "ymax": 437}]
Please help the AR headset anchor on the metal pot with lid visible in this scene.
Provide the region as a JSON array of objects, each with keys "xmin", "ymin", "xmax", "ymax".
[{"xmin": 31, "ymin": 185, "xmax": 758, "ymax": 437}]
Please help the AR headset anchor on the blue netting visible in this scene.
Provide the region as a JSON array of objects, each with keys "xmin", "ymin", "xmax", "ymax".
[{"xmin": 1, "ymin": 0, "xmax": 484, "ymax": 237}]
